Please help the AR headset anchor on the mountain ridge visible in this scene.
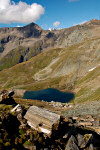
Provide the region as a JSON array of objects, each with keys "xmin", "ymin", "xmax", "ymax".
[
  {"xmin": 0, "ymin": 19, "xmax": 100, "ymax": 70},
  {"xmin": 0, "ymin": 19, "xmax": 100, "ymax": 103}
]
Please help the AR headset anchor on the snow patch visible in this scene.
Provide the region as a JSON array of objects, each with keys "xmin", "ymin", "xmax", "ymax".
[
  {"xmin": 89, "ymin": 67, "xmax": 96, "ymax": 72},
  {"xmin": 89, "ymin": 64, "xmax": 100, "ymax": 72}
]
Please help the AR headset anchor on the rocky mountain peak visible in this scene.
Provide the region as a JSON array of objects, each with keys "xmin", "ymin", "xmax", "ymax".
[
  {"xmin": 17, "ymin": 22, "xmax": 43, "ymax": 38},
  {"xmin": 22, "ymin": 22, "xmax": 43, "ymax": 31}
]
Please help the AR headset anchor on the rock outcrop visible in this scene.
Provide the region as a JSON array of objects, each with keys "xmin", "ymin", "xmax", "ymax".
[
  {"xmin": 0, "ymin": 19, "xmax": 100, "ymax": 72},
  {"xmin": 0, "ymin": 90, "xmax": 100, "ymax": 149},
  {"xmin": 0, "ymin": 101, "xmax": 100, "ymax": 149},
  {"xmin": 0, "ymin": 90, "xmax": 16, "ymax": 105},
  {"xmin": 71, "ymin": 116, "xmax": 100, "ymax": 135}
]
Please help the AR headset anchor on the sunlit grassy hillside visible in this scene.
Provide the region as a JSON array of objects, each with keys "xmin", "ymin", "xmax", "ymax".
[{"xmin": 0, "ymin": 36, "xmax": 100, "ymax": 103}]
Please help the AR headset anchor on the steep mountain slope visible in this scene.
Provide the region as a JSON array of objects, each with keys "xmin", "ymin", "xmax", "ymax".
[
  {"xmin": 0, "ymin": 37, "xmax": 100, "ymax": 102},
  {"xmin": 0, "ymin": 19, "xmax": 100, "ymax": 70},
  {"xmin": 0, "ymin": 19, "xmax": 100, "ymax": 103}
]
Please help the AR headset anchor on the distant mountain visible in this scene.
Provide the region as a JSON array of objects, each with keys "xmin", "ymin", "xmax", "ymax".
[
  {"xmin": 0, "ymin": 19, "xmax": 100, "ymax": 70},
  {"xmin": 0, "ymin": 19, "xmax": 100, "ymax": 103}
]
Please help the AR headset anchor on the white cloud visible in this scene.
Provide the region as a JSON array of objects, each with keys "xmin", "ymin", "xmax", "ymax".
[
  {"xmin": 53, "ymin": 21, "xmax": 60, "ymax": 27},
  {"xmin": 0, "ymin": 0, "xmax": 45, "ymax": 24},
  {"xmin": 17, "ymin": 25, "xmax": 21, "ymax": 27},
  {"xmin": 68, "ymin": 0, "xmax": 80, "ymax": 2}
]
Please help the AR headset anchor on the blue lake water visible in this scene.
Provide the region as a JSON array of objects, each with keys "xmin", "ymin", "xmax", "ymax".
[{"xmin": 23, "ymin": 88, "xmax": 74, "ymax": 103}]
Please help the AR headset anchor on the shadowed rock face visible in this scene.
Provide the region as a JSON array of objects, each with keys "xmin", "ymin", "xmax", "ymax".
[
  {"xmin": 0, "ymin": 90, "xmax": 16, "ymax": 105},
  {"xmin": 2, "ymin": 113, "xmax": 20, "ymax": 136},
  {"xmin": 17, "ymin": 23, "xmax": 43, "ymax": 38},
  {"xmin": 23, "ymin": 88, "xmax": 75, "ymax": 103}
]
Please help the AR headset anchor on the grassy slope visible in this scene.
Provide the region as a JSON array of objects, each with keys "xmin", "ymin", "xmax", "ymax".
[
  {"xmin": 74, "ymin": 66, "xmax": 100, "ymax": 103},
  {"xmin": 0, "ymin": 43, "xmax": 42, "ymax": 71},
  {"xmin": 0, "ymin": 48, "xmax": 62, "ymax": 89},
  {"xmin": 0, "ymin": 47, "xmax": 26, "ymax": 70},
  {"xmin": 0, "ymin": 38, "xmax": 100, "ymax": 103}
]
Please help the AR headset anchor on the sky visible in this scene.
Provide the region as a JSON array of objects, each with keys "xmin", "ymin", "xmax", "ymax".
[{"xmin": 0, "ymin": 0, "xmax": 100, "ymax": 29}]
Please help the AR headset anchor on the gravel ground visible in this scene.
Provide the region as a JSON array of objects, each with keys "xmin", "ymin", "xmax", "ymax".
[{"xmin": 63, "ymin": 100, "xmax": 100, "ymax": 118}]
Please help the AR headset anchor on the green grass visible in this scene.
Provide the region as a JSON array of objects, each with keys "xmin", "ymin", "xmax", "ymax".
[
  {"xmin": 20, "ymin": 76, "xmax": 63, "ymax": 91},
  {"xmin": 0, "ymin": 46, "xmax": 27, "ymax": 70},
  {"xmin": 74, "ymin": 66, "xmax": 100, "ymax": 103},
  {"xmin": 74, "ymin": 87, "xmax": 100, "ymax": 104},
  {"xmin": 0, "ymin": 42, "xmax": 42, "ymax": 71}
]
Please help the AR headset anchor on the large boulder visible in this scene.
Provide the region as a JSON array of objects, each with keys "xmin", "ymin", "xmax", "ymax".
[
  {"xmin": 65, "ymin": 135, "xmax": 79, "ymax": 150},
  {"xmin": 24, "ymin": 106, "xmax": 61, "ymax": 136},
  {"xmin": 77, "ymin": 134, "xmax": 84, "ymax": 147}
]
